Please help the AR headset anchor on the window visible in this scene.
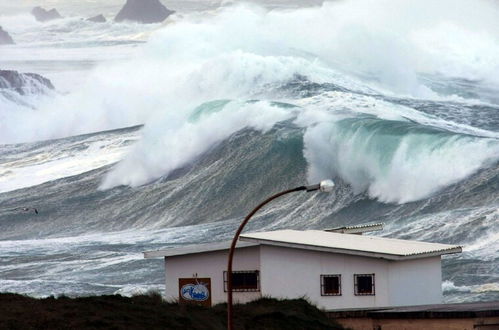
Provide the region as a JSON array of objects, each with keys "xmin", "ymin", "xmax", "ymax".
[
  {"xmin": 321, "ymin": 274, "xmax": 341, "ymax": 296},
  {"xmin": 354, "ymin": 274, "xmax": 375, "ymax": 296},
  {"xmin": 223, "ymin": 270, "xmax": 260, "ymax": 292}
]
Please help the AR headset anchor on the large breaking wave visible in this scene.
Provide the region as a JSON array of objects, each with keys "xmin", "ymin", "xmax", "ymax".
[
  {"xmin": 303, "ymin": 115, "xmax": 499, "ymax": 203},
  {"xmin": 2, "ymin": 0, "xmax": 499, "ymax": 203}
]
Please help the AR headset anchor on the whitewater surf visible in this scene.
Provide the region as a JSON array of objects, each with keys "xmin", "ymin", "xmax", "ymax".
[{"xmin": 0, "ymin": 0, "xmax": 498, "ymax": 303}]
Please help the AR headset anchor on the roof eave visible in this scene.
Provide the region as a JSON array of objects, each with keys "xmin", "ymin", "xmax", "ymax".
[
  {"xmin": 143, "ymin": 241, "xmax": 258, "ymax": 258},
  {"xmin": 144, "ymin": 250, "xmax": 169, "ymax": 258},
  {"xmin": 400, "ymin": 246, "xmax": 463, "ymax": 259}
]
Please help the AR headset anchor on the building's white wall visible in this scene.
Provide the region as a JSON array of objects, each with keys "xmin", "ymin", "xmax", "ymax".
[
  {"xmin": 387, "ymin": 256, "xmax": 442, "ymax": 306},
  {"xmin": 162, "ymin": 244, "xmax": 444, "ymax": 310},
  {"xmin": 164, "ymin": 246, "xmax": 261, "ymax": 305},
  {"xmin": 259, "ymin": 245, "xmax": 391, "ymax": 310}
]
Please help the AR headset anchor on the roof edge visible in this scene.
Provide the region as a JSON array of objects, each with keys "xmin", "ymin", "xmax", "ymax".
[
  {"xmin": 239, "ymin": 236, "xmax": 462, "ymax": 260},
  {"xmin": 143, "ymin": 241, "xmax": 258, "ymax": 258}
]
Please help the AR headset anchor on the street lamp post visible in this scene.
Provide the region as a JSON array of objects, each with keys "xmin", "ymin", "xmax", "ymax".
[{"xmin": 226, "ymin": 180, "xmax": 335, "ymax": 330}]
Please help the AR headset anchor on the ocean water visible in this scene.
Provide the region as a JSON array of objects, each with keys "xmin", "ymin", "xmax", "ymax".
[{"xmin": 0, "ymin": 0, "xmax": 498, "ymax": 303}]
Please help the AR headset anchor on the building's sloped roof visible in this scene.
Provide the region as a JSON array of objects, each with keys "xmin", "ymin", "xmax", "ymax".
[
  {"xmin": 144, "ymin": 229, "xmax": 462, "ymax": 260},
  {"xmin": 143, "ymin": 241, "xmax": 257, "ymax": 258},
  {"xmin": 239, "ymin": 230, "xmax": 462, "ymax": 260}
]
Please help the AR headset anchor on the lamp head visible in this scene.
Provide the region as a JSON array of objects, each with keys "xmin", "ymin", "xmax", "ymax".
[{"xmin": 319, "ymin": 179, "xmax": 335, "ymax": 192}]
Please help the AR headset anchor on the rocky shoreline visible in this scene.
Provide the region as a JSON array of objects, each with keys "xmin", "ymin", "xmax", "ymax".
[
  {"xmin": 0, "ymin": 70, "xmax": 54, "ymax": 96},
  {"xmin": 0, "ymin": 26, "xmax": 14, "ymax": 45}
]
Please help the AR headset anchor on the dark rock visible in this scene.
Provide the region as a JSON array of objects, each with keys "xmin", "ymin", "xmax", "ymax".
[
  {"xmin": 0, "ymin": 26, "xmax": 14, "ymax": 45},
  {"xmin": 31, "ymin": 6, "xmax": 63, "ymax": 22},
  {"xmin": 87, "ymin": 14, "xmax": 107, "ymax": 23},
  {"xmin": 115, "ymin": 0, "xmax": 174, "ymax": 24},
  {"xmin": 0, "ymin": 70, "xmax": 55, "ymax": 96}
]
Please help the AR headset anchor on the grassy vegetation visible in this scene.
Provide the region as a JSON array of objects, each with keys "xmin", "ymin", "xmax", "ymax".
[{"xmin": 0, "ymin": 293, "xmax": 344, "ymax": 329}]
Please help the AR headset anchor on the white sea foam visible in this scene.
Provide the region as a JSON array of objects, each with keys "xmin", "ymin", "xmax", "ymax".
[
  {"xmin": 100, "ymin": 100, "xmax": 294, "ymax": 188},
  {"xmin": 443, "ymin": 280, "xmax": 499, "ymax": 294},
  {"xmin": 0, "ymin": 130, "xmax": 139, "ymax": 193},
  {"xmin": 0, "ymin": 221, "xmax": 233, "ymax": 297},
  {"xmin": 3, "ymin": 0, "xmax": 499, "ymax": 141},
  {"xmin": 114, "ymin": 285, "xmax": 165, "ymax": 297},
  {"xmin": 462, "ymin": 208, "xmax": 499, "ymax": 260},
  {"xmin": 442, "ymin": 280, "xmax": 471, "ymax": 293},
  {"xmin": 383, "ymin": 206, "xmax": 499, "ymax": 263}
]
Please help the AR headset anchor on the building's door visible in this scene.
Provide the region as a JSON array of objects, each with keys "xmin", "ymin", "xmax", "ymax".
[{"xmin": 178, "ymin": 278, "xmax": 212, "ymax": 307}]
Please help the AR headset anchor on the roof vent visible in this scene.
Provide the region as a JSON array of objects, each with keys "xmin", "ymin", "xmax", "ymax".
[{"xmin": 325, "ymin": 223, "xmax": 384, "ymax": 235}]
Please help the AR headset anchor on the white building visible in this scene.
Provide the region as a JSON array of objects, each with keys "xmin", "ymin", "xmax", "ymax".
[{"xmin": 144, "ymin": 225, "xmax": 462, "ymax": 310}]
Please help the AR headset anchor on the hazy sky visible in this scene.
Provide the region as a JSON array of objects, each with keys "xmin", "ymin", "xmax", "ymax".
[{"xmin": 0, "ymin": 0, "xmax": 123, "ymax": 16}]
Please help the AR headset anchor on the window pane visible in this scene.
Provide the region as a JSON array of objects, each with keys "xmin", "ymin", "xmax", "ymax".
[
  {"xmin": 233, "ymin": 272, "xmax": 258, "ymax": 289},
  {"xmin": 324, "ymin": 277, "xmax": 339, "ymax": 294},
  {"xmin": 357, "ymin": 276, "xmax": 372, "ymax": 293},
  {"xmin": 355, "ymin": 274, "xmax": 375, "ymax": 295},
  {"xmin": 224, "ymin": 271, "xmax": 260, "ymax": 292},
  {"xmin": 321, "ymin": 275, "xmax": 341, "ymax": 296}
]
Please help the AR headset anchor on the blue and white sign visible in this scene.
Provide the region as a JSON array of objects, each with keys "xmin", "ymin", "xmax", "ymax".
[{"xmin": 181, "ymin": 283, "xmax": 210, "ymax": 302}]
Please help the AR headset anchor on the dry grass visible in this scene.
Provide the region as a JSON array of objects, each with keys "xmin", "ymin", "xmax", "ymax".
[{"xmin": 0, "ymin": 293, "xmax": 344, "ymax": 329}]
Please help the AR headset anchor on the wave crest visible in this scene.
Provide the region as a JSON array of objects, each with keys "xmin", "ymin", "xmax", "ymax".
[{"xmin": 304, "ymin": 117, "xmax": 499, "ymax": 203}]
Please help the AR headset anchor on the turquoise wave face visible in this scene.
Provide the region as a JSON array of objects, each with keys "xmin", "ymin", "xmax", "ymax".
[
  {"xmin": 304, "ymin": 115, "xmax": 499, "ymax": 203},
  {"xmin": 188, "ymin": 99, "xmax": 299, "ymax": 124},
  {"xmin": 188, "ymin": 99, "xmax": 232, "ymax": 123}
]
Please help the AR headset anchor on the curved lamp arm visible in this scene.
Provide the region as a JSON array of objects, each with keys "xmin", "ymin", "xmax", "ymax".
[{"xmin": 226, "ymin": 180, "xmax": 334, "ymax": 330}]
